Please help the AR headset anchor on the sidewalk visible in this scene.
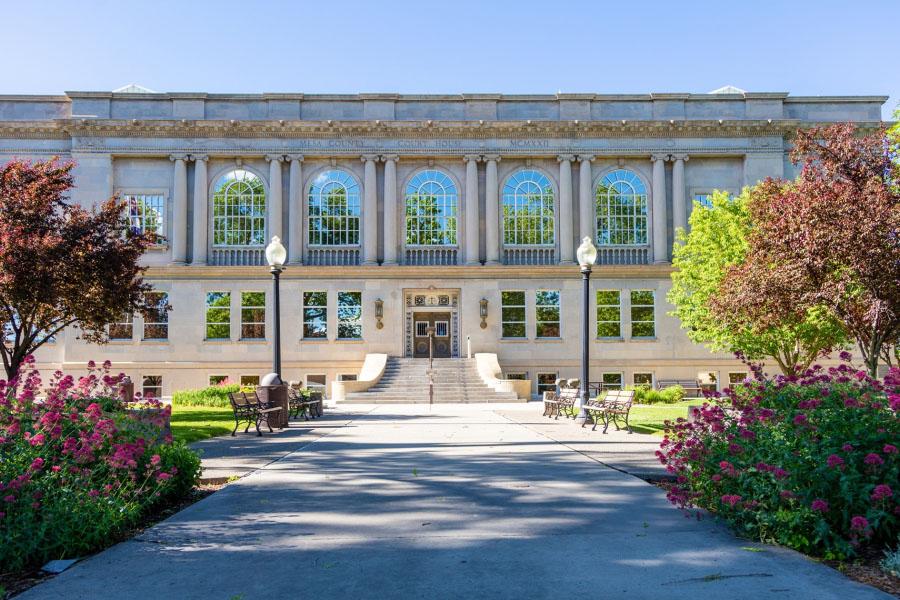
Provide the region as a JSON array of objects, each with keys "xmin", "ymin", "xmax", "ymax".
[
  {"xmin": 189, "ymin": 405, "xmax": 367, "ymax": 482},
  {"xmin": 494, "ymin": 403, "xmax": 670, "ymax": 480}
]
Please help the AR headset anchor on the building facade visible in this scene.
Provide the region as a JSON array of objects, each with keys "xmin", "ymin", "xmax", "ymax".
[{"xmin": 0, "ymin": 90, "xmax": 887, "ymax": 398}]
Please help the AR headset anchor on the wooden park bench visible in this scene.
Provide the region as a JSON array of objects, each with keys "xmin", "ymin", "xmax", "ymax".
[
  {"xmin": 287, "ymin": 385, "xmax": 321, "ymax": 420},
  {"xmin": 656, "ymin": 378, "xmax": 704, "ymax": 398},
  {"xmin": 228, "ymin": 391, "xmax": 283, "ymax": 436},
  {"xmin": 584, "ymin": 389, "xmax": 635, "ymax": 433},
  {"xmin": 543, "ymin": 382, "xmax": 580, "ymax": 420}
]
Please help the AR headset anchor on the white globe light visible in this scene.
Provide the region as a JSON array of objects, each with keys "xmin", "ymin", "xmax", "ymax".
[
  {"xmin": 265, "ymin": 236, "xmax": 287, "ymax": 268},
  {"xmin": 576, "ymin": 237, "xmax": 597, "ymax": 268}
]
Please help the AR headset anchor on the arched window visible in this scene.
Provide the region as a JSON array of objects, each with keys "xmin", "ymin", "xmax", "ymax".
[
  {"xmin": 405, "ymin": 170, "xmax": 458, "ymax": 246},
  {"xmin": 308, "ymin": 169, "xmax": 361, "ymax": 246},
  {"xmin": 502, "ymin": 169, "xmax": 555, "ymax": 246},
  {"xmin": 595, "ymin": 169, "xmax": 648, "ymax": 245},
  {"xmin": 212, "ymin": 169, "xmax": 267, "ymax": 247}
]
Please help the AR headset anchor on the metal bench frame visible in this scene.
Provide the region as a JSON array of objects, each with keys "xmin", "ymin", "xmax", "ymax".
[
  {"xmin": 584, "ymin": 390, "xmax": 635, "ymax": 433},
  {"xmin": 229, "ymin": 391, "xmax": 283, "ymax": 436}
]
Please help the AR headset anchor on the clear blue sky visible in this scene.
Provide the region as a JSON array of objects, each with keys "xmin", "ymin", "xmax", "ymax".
[{"xmin": 3, "ymin": 0, "xmax": 897, "ymax": 119}]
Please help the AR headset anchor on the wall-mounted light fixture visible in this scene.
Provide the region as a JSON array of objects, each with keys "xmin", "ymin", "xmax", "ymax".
[
  {"xmin": 479, "ymin": 298, "xmax": 488, "ymax": 329},
  {"xmin": 374, "ymin": 298, "xmax": 384, "ymax": 329}
]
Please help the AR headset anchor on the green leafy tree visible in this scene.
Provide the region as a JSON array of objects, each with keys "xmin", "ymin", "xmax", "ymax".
[{"xmin": 669, "ymin": 188, "xmax": 846, "ymax": 376}]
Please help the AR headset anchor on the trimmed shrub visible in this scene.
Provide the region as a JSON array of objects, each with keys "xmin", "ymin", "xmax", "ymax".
[
  {"xmin": 173, "ymin": 383, "xmax": 244, "ymax": 407},
  {"xmin": 658, "ymin": 359, "xmax": 899, "ymax": 559},
  {"xmin": 0, "ymin": 359, "xmax": 201, "ymax": 573},
  {"xmin": 629, "ymin": 384, "xmax": 685, "ymax": 404}
]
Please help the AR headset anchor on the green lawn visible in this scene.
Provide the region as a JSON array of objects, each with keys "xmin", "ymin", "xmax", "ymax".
[
  {"xmin": 170, "ymin": 405, "xmax": 235, "ymax": 444},
  {"xmin": 627, "ymin": 399, "xmax": 706, "ymax": 435}
]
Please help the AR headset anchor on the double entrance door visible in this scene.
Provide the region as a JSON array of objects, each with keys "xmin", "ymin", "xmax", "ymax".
[{"xmin": 413, "ymin": 312, "xmax": 451, "ymax": 358}]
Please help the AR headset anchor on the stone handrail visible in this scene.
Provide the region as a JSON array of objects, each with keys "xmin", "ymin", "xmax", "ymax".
[
  {"xmin": 330, "ymin": 353, "xmax": 388, "ymax": 401},
  {"xmin": 473, "ymin": 353, "xmax": 531, "ymax": 400}
]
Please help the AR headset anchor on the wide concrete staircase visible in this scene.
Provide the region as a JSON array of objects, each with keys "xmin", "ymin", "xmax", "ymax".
[{"xmin": 341, "ymin": 357, "xmax": 520, "ymax": 404}]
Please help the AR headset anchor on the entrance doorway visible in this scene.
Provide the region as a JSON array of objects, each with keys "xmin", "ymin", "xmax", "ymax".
[{"xmin": 413, "ymin": 312, "xmax": 451, "ymax": 358}]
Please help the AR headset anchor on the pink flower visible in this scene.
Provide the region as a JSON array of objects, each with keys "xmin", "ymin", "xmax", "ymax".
[
  {"xmin": 850, "ymin": 515, "xmax": 870, "ymax": 532},
  {"xmin": 88, "ymin": 489, "xmax": 99, "ymax": 498},
  {"xmin": 826, "ymin": 454, "xmax": 844, "ymax": 468},
  {"xmin": 29, "ymin": 433, "xmax": 45, "ymax": 447},
  {"xmin": 51, "ymin": 465, "xmax": 61, "ymax": 472},
  {"xmin": 864, "ymin": 453, "xmax": 884, "ymax": 466},
  {"xmin": 793, "ymin": 413, "xmax": 807, "ymax": 425},
  {"xmin": 156, "ymin": 472, "xmax": 171, "ymax": 482},
  {"xmin": 150, "ymin": 454, "xmax": 161, "ymax": 466},
  {"xmin": 3, "ymin": 495, "xmax": 15, "ymax": 503},
  {"xmin": 721, "ymin": 494, "xmax": 742, "ymax": 507},
  {"xmin": 29, "ymin": 457, "xmax": 45, "ymax": 471},
  {"xmin": 841, "ymin": 443, "xmax": 854, "ymax": 452},
  {"xmin": 711, "ymin": 474, "xmax": 722, "ymax": 482},
  {"xmin": 811, "ymin": 499, "xmax": 829, "ymax": 513},
  {"xmin": 883, "ymin": 444, "xmax": 898, "ymax": 454},
  {"xmin": 871, "ymin": 484, "xmax": 893, "ymax": 502},
  {"xmin": 780, "ymin": 490, "xmax": 796, "ymax": 499}
]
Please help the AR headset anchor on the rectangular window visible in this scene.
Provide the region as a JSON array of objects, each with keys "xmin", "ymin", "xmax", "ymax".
[
  {"xmin": 240, "ymin": 375, "xmax": 260, "ymax": 387},
  {"xmin": 728, "ymin": 372, "xmax": 749, "ymax": 385},
  {"xmin": 694, "ymin": 193, "xmax": 714, "ymax": 210},
  {"xmin": 303, "ymin": 291, "xmax": 328, "ymax": 339},
  {"xmin": 535, "ymin": 290, "xmax": 560, "ymax": 338},
  {"xmin": 633, "ymin": 372, "xmax": 654, "ymax": 387},
  {"xmin": 537, "ymin": 373, "xmax": 558, "ymax": 395},
  {"xmin": 124, "ymin": 193, "xmax": 165, "ymax": 238},
  {"xmin": 337, "ymin": 291, "xmax": 362, "ymax": 339},
  {"xmin": 630, "ymin": 290, "xmax": 656, "ymax": 338},
  {"xmin": 142, "ymin": 375, "xmax": 162, "ymax": 399},
  {"xmin": 109, "ymin": 313, "xmax": 134, "ymax": 340},
  {"xmin": 209, "ymin": 375, "xmax": 229, "ymax": 386},
  {"xmin": 205, "ymin": 292, "xmax": 231, "ymax": 340},
  {"xmin": 501, "ymin": 291, "xmax": 526, "ymax": 338},
  {"xmin": 434, "ymin": 321, "xmax": 449, "ymax": 337},
  {"xmin": 699, "ymin": 371, "xmax": 718, "ymax": 393},
  {"xmin": 601, "ymin": 372, "xmax": 623, "ymax": 390},
  {"xmin": 337, "ymin": 373, "xmax": 358, "ymax": 382},
  {"xmin": 596, "ymin": 290, "xmax": 621, "ymax": 338},
  {"xmin": 240, "ymin": 291, "xmax": 266, "ymax": 340},
  {"xmin": 415, "ymin": 321, "xmax": 429, "ymax": 336},
  {"xmin": 505, "ymin": 372, "xmax": 528, "ymax": 380},
  {"xmin": 305, "ymin": 374, "xmax": 326, "ymax": 393},
  {"xmin": 142, "ymin": 292, "xmax": 169, "ymax": 340}
]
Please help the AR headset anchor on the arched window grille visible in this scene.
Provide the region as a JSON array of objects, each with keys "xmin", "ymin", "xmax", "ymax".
[
  {"xmin": 502, "ymin": 169, "xmax": 555, "ymax": 246},
  {"xmin": 405, "ymin": 170, "xmax": 458, "ymax": 246},
  {"xmin": 212, "ymin": 169, "xmax": 267, "ymax": 247},
  {"xmin": 308, "ymin": 169, "xmax": 361, "ymax": 246},
  {"xmin": 595, "ymin": 169, "xmax": 648, "ymax": 245}
]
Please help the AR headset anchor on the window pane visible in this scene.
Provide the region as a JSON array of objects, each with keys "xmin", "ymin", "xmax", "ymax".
[
  {"xmin": 536, "ymin": 322, "xmax": 560, "ymax": 338},
  {"xmin": 405, "ymin": 170, "xmax": 458, "ymax": 246},
  {"xmin": 212, "ymin": 170, "xmax": 266, "ymax": 247},
  {"xmin": 537, "ymin": 373, "xmax": 558, "ymax": 393},
  {"xmin": 308, "ymin": 170, "xmax": 361, "ymax": 246},
  {"xmin": 124, "ymin": 194, "xmax": 165, "ymax": 240},
  {"xmin": 631, "ymin": 290, "xmax": 654, "ymax": 305},
  {"xmin": 502, "ymin": 322, "xmax": 526, "ymax": 338},
  {"xmin": 501, "ymin": 291, "xmax": 526, "ymax": 305},
  {"xmin": 630, "ymin": 290, "xmax": 655, "ymax": 338},
  {"xmin": 502, "ymin": 170, "xmax": 555, "ymax": 246},
  {"xmin": 595, "ymin": 170, "xmax": 647, "ymax": 246},
  {"xmin": 633, "ymin": 373, "xmax": 653, "ymax": 386},
  {"xmin": 205, "ymin": 292, "xmax": 230, "ymax": 339},
  {"xmin": 596, "ymin": 290, "xmax": 621, "ymax": 338}
]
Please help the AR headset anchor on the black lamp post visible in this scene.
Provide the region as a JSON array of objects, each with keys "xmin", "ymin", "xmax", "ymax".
[
  {"xmin": 263, "ymin": 236, "xmax": 287, "ymax": 384},
  {"xmin": 575, "ymin": 236, "xmax": 598, "ymax": 424}
]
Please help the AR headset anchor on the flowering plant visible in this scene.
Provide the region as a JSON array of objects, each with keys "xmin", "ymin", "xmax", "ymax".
[
  {"xmin": 658, "ymin": 357, "xmax": 899, "ymax": 559},
  {"xmin": 0, "ymin": 358, "xmax": 200, "ymax": 572}
]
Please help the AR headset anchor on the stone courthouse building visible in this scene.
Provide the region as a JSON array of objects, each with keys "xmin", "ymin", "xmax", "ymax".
[{"xmin": 0, "ymin": 88, "xmax": 888, "ymax": 399}]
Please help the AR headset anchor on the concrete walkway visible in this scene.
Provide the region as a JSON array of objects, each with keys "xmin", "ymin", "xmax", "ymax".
[{"xmin": 21, "ymin": 404, "xmax": 890, "ymax": 599}]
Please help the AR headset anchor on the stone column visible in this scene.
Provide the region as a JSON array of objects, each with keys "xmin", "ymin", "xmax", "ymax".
[
  {"xmin": 577, "ymin": 155, "xmax": 594, "ymax": 243},
  {"xmin": 484, "ymin": 155, "xmax": 500, "ymax": 264},
  {"xmin": 651, "ymin": 154, "xmax": 668, "ymax": 263},
  {"xmin": 191, "ymin": 155, "xmax": 208, "ymax": 265},
  {"xmin": 266, "ymin": 155, "xmax": 284, "ymax": 243},
  {"xmin": 361, "ymin": 154, "xmax": 379, "ymax": 265},
  {"xmin": 287, "ymin": 155, "xmax": 304, "ymax": 264},
  {"xmin": 672, "ymin": 154, "xmax": 689, "ymax": 237},
  {"xmin": 464, "ymin": 155, "xmax": 480, "ymax": 265},
  {"xmin": 170, "ymin": 154, "xmax": 188, "ymax": 264},
  {"xmin": 382, "ymin": 155, "xmax": 399, "ymax": 265},
  {"xmin": 558, "ymin": 155, "xmax": 575, "ymax": 263}
]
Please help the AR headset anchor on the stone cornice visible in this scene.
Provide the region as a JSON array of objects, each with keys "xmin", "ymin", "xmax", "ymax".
[
  {"xmin": 143, "ymin": 263, "xmax": 676, "ymax": 280},
  {"xmin": 0, "ymin": 118, "xmax": 887, "ymax": 141}
]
